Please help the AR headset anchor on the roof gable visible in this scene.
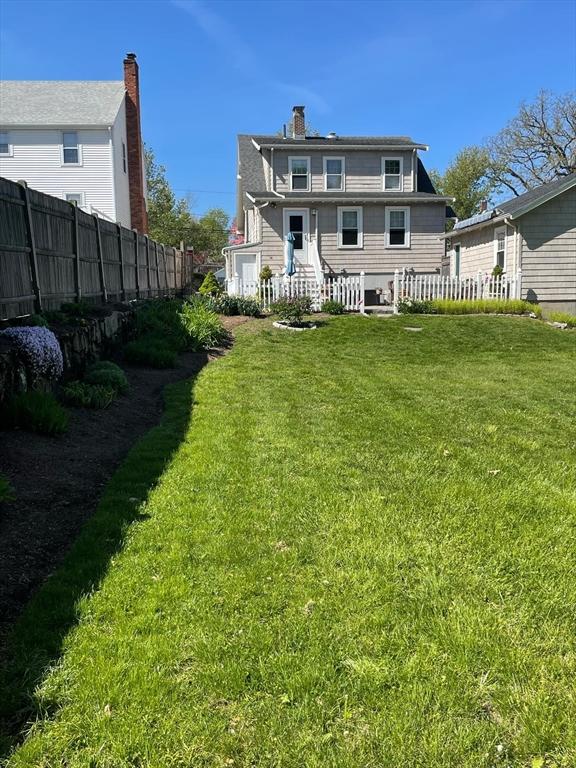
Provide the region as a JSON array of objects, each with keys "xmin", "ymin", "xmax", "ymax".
[{"xmin": 0, "ymin": 81, "xmax": 126, "ymax": 126}]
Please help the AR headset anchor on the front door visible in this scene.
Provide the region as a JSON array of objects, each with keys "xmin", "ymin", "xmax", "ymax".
[{"xmin": 283, "ymin": 209, "xmax": 309, "ymax": 266}]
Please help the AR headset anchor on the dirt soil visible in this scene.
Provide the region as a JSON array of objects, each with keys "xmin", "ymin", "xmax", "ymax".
[{"xmin": 0, "ymin": 316, "xmax": 251, "ymax": 645}]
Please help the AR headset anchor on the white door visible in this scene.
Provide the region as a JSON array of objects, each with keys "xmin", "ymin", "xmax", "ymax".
[
  {"xmin": 283, "ymin": 209, "xmax": 310, "ymax": 266},
  {"xmin": 236, "ymin": 253, "xmax": 257, "ymax": 284}
]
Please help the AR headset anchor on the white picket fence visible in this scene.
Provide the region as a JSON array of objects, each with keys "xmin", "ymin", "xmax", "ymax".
[
  {"xmin": 228, "ymin": 273, "xmax": 366, "ymax": 312},
  {"xmin": 393, "ymin": 269, "xmax": 522, "ymax": 313}
]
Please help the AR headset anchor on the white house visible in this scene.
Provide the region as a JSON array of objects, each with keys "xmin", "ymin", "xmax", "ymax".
[{"xmin": 0, "ymin": 53, "xmax": 148, "ymax": 232}]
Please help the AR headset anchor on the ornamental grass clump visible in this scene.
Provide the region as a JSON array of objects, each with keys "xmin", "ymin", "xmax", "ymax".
[
  {"xmin": 179, "ymin": 302, "xmax": 227, "ymax": 350},
  {"xmin": 201, "ymin": 293, "xmax": 261, "ymax": 317},
  {"xmin": 84, "ymin": 361, "xmax": 129, "ymax": 394},
  {"xmin": 61, "ymin": 381, "xmax": 116, "ymax": 409},
  {"xmin": 321, "ymin": 300, "xmax": 345, "ymax": 315},
  {"xmin": 430, "ymin": 298, "xmax": 539, "ymax": 316},
  {"xmin": 2, "ymin": 390, "xmax": 69, "ymax": 435},
  {"xmin": 0, "ymin": 326, "xmax": 63, "ymax": 383}
]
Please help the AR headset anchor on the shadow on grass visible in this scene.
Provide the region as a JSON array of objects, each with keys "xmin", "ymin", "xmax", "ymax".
[{"xmin": 0, "ymin": 374, "xmax": 199, "ymax": 757}]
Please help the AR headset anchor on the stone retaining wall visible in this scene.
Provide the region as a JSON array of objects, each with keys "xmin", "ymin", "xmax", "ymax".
[{"xmin": 0, "ymin": 309, "xmax": 134, "ymax": 403}]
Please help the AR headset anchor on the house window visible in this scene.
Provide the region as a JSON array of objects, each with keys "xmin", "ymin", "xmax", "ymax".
[
  {"xmin": 289, "ymin": 156, "xmax": 310, "ymax": 191},
  {"xmin": 65, "ymin": 192, "xmax": 84, "ymax": 206},
  {"xmin": 382, "ymin": 157, "xmax": 403, "ymax": 191},
  {"xmin": 122, "ymin": 141, "xmax": 127, "ymax": 173},
  {"xmin": 324, "ymin": 156, "xmax": 344, "ymax": 191},
  {"xmin": 62, "ymin": 131, "xmax": 80, "ymax": 164},
  {"xmin": 385, "ymin": 207, "xmax": 410, "ymax": 247},
  {"xmin": 494, "ymin": 227, "xmax": 506, "ymax": 269},
  {"xmin": 338, "ymin": 206, "xmax": 363, "ymax": 248},
  {"xmin": 0, "ymin": 131, "xmax": 11, "ymax": 156}
]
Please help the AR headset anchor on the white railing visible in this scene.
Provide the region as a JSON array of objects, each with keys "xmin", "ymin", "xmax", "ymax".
[
  {"xmin": 227, "ymin": 272, "xmax": 366, "ymax": 313},
  {"xmin": 393, "ymin": 269, "xmax": 522, "ymax": 313}
]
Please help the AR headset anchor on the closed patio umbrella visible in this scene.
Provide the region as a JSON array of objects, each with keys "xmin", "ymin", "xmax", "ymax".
[{"xmin": 284, "ymin": 232, "xmax": 296, "ymax": 296}]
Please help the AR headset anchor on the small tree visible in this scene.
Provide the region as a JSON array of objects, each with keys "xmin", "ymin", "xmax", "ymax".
[
  {"xmin": 199, "ymin": 271, "xmax": 221, "ymax": 296},
  {"xmin": 259, "ymin": 265, "xmax": 273, "ymax": 282},
  {"xmin": 431, "ymin": 146, "xmax": 494, "ymax": 224}
]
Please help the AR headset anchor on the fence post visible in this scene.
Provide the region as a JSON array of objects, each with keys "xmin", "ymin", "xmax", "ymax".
[
  {"xmin": 73, "ymin": 203, "xmax": 81, "ymax": 302},
  {"xmin": 359, "ymin": 271, "xmax": 366, "ymax": 314},
  {"xmin": 476, "ymin": 271, "xmax": 482, "ymax": 300},
  {"xmin": 134, "ymin": 230, "xmax": 141, "ymax": 299},
  {"xmin": 145, "ymin": 235, "xmax": 151, "ymax": 297},
  {"xmin": 94, "ymin": 215, "xmax": 108, "ymax": 304},
  {"xmin": 174, "ymin": 247, "xmax": 179, "ymax": 294},
  {"xmin": 393, "ymin": 269, "xmax": 400, "ymax": 314},
  {"xmin": 117, "ymin": 225, "xmax": 126, "ymax": 302},
  {"xmin": 20, "ymin": 183, "xmax": 42, "ymax": 313},
  {"xmin": 515, "ymin": 269, "xmax": 522, "ymax": 299}
]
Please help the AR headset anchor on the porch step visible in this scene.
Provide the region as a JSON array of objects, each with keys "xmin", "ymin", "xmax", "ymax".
[{"xmin": 365, "ymin": 305, "xmax": 395, "ymax": 315}]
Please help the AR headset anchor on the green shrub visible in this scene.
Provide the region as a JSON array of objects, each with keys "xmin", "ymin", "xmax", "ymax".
[
  {"xmin": 125, "ymin": 339, "xmax": 178, "ymax": 369},
  {"xmin": 397, "ymin": 298, "xmax": 435, "ymax": 314},
  {"xmin": 21, "ymin": 313, "xmax": 48, "ymax": 327},
  {"xmin": 198, "ymin": 271, "xmax": 222, "ymax": 296},
  {"xmin": 134, "ymin": 299, "xmax": 188, "ymax": 352},
  {"xmin": 321, "ymin": 300, "xmax": 345, "ymax": 315},
  {"xmin": 2, "ymin": 390, "xmax": 69, "ymax": 435},
  {"xmin": 42, "ymin": 310, "xmax": 68, "ymax": 326},
  {"xmin": 84, "ymin": 364, "xmax": 128, "ymax": 394},
  {"xmin": 179, "ymin": 302, "xmax": 227, "ymax": 350},
  {"xmin": 270, "ymin": 296, "xmax": 312, "ymax": 325},
  {"xmin": 259, "ymin": 265, "xmax": 273, "ymax": 282},
  {"xmin": 0, "ymin": 474, "xmax": 15, "ymax": 503},
  {"xmin": 201, "ymin": 293, "xmax": 261, "ymax": 317},
  {"xmin": 61, "ymin": 381, "xmax": 116, "ymax": 409},
  {"xmin": 548, "ymin": 311, "xmax": 576, "ymax": 328},
  {"xmin": 430, "ymin": 299, "xmax": 539, "ymax": 316}
]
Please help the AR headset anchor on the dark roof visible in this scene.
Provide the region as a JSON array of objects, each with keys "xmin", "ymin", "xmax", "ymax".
[
  {"xmin": 497, "ymin": 172, "xmax": 576, "ymax": 217},
  {"xmin": 417, "ymin": 158, "xmax": 437, "ymax": 194},
  {"xmin": 452, "ymin": 172, "xmax": 576, "ymax": 234},
  {"xmin": 247, "ymin": 191, "xmax": 452, "ymax": 203},
  {"xmin": 249, "ymin": 134, "xmax": 427, "ymax": 149}
]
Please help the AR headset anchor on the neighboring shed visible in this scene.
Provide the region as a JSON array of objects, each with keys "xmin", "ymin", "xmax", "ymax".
[{"xmin": 443, "ymin": 174, "xmax": 576, "ymax": 312}]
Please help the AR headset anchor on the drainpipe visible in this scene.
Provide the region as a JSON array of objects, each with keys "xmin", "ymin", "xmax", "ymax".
[{"xmin": 271, "ymin": 147, "xmax": 275, "ymax": 192}]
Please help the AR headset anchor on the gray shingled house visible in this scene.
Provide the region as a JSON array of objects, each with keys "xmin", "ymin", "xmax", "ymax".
[
  {"xmin": 443, "ymin": 173, "xmax": 576, "ymax": 313},
  {"xmin": 223, "ymin": 106, "xmax": 454, "ymax": 303}
]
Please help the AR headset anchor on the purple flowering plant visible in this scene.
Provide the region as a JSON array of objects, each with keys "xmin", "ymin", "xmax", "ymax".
[{"xmin": 1, "ymin": 326, "xmax": 64, "ymax": 382}]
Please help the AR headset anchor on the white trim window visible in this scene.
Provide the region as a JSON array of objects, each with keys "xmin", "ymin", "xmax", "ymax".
[
  {"xmin": 62, "ymin": 131, "xmax": 81, "ymax": 165},
  {"xmin": 323, "ymin": 156, "xmax": 344, "ymax": 191},
  {"xmin": 65, "ymin": 192, "xmax": 85, "ymax": 207},
  {"xmin": 0, "ymin": 131, "xmax": 12, "ymax": 156},
  {"xmin": 289, "ymin": 156, "xmax": 310, "ymax": 191},
  {"xmin": 494, "ymin": 226, "xmax": 506, "ymax": 270},
  {"xmin": 337, "ymin": 206, "xmax": 363, "ymax": 248},
  {"xmin": 385, "ymin": 207, "xmax": 410, "ymax": 248},
  {"xmin": 382, "ymin": 157, "xmax": 403, "ymax": 191}
]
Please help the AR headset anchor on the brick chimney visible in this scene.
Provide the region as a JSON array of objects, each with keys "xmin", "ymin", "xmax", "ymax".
[
  {"xmin": 123, "ymin": 53, "xmax": 148, "ymax": 233},
  {"xmin": 479, "ymin": 200, "xmax": 488, "ymax": 213},
  {"xmin": 292, "ymin": 105, "xmax": 306, "ymax": 140}
]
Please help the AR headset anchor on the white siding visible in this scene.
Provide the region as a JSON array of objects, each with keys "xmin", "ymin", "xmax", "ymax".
[
  {"xmin": 0, "ymin": 127, "xmax": 117, "ymax": 222},
  {"xmin": 111, "ymin": 99, "xmax": 131, "ymax": 227},
  {"xmin": 273, "ymin": 150, "xmax": 415, "ymax": 194}
]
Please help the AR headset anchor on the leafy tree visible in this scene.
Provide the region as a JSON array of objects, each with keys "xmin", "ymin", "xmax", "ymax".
[
  {"xmin": 145, "ymin": 146, "xmax": 197, "ymax": 247},
  {"xmin": 145, "ymin": 146, "xmax": 230, "ymax": 262},
  {"xmin": 487, "ymin": 90, "xmax": 576, "ymax": 195},
  {"xmin": 431, "ymin": 146, "xmax": 494, "ymax": 223}
]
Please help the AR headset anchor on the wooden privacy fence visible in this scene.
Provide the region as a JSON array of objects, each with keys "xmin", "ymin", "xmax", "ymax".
[
  {"xmin": 393, "ymin": 269, "xmax": 522, "ymax": 313},
  {"xmin": 0, "ymin": 177, "xmax": 193, "ymax": 319},
  {"xmin": 228, "ymin": 273, "xmax": 366, "ymax": 312}
]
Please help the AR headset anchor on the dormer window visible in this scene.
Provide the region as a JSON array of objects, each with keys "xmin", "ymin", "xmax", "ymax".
[
  {"xmin": 289, "ymin": 156, "xmax": 310, "ymax": 191},
  {"xmin": 62, "ymin": 131, "xmax": 80, "ymax": 165},
  {"xmin": 324, "ymin": 156, "xmax": 344, "ymax": 191},
  {"xmin": 0, "ymin": 131, "xmax": 12, "ymax": 156},
  {"xmin": 382, "ymin": 157, "xmax": 403, "ymax": 191}
]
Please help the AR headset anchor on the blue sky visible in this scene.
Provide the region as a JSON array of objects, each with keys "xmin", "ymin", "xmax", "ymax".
[{"xmin": 1, "ymin": 0, "xmax": 575, "ymax": 220}]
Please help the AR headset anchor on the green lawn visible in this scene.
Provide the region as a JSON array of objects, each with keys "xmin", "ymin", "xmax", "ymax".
[{"xmin": 2, "ymin": 315, "xmax": 576, "ymax": 767}]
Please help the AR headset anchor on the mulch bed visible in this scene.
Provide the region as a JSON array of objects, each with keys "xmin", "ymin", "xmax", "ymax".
[{"xmin": 0, "ymin": 315, "xmax": 251, "ymax": 646}]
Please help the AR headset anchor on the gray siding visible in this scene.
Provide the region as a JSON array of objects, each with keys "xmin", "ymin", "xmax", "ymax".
[
  {"xmin": 273, "ymin": 150, "xmax": 415, "ymax": 194},
  {"xmin": 453, "ymin": 224, "xmax": 515, "ymax": 277},
  {"xmin": 519, "ymin": 185, "xmax": 576, "ymax": 303},
  {"xmin": 258, "ymin": 203, "xmax": 444, "ymax": 275}
]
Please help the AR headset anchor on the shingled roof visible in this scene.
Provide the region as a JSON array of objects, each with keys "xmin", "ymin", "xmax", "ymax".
[{"xmin": 0, "ymin": 81, "xmax": 126, "ymax": 126}]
